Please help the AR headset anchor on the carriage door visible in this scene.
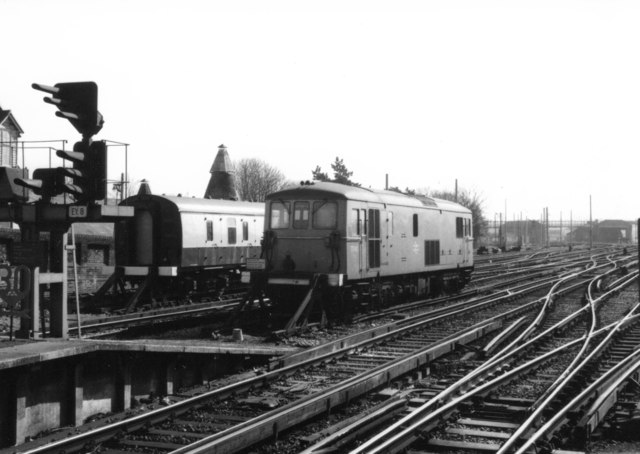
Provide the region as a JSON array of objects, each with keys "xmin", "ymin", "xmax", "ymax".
[
  {"xmin": 368, "ymin": 208, "xmax": 381, "ymax": 270},
  {"xmin": 464, "ymin": 218, "xmax": 473, "ymax": 264},
  {"xmin": 351, "ymin": 208, "xmax": 367, "ymax": 278}
]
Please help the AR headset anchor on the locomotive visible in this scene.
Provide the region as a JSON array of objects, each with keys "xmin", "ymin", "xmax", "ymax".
[
  {"xmin": 97, "ymin": 193, "xmax": 264, "ymax": 309},
  {"xmin": 251, "ymin": 181, "xmax": 474, "ymax": 329}
]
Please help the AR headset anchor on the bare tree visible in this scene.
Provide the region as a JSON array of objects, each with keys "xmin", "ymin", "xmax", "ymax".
[
  {"xmin": 430, "ymin": 188, "xmax": 487, "ymax": 245},
  {"xmin": 234, "ymin": 158, "xmax": 287, "ymax": 202}
]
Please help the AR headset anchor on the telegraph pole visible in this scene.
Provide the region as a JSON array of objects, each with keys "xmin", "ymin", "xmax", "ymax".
[{"xmin": 589, "ymin": 195, "xmax": 593, "ymax": 250}]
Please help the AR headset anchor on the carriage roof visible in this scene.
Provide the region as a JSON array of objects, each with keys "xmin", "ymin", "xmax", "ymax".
[{"xmin": 121, "ymin": 194, "xmax": 264, "ymax": 216}]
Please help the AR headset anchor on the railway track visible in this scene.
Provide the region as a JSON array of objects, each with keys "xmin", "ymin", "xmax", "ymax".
[
  {"xmin": 305, "ymin": 261, "xmax": 639, "ymax": 453},
  {"xmin": 63, "ymin": 247, "xmax": 632, "ymax": 338},
  {"xmin": 10, "ymin": 252, "xmax": 636, "ymax": 454},
  {"xmin": 12, "ymin": 262, "xmax": 581, "ymax": 454}
]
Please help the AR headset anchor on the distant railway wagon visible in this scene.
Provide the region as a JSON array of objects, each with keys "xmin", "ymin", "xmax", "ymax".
[
  {"xmin": 98, "ymin": 194, "xmax": 264, "ymax": 308},
  {"xmin": 254, "ymin": 181, "xmax": 474, "ymax": 326}
]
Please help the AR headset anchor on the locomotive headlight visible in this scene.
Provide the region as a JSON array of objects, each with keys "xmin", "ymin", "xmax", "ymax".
[{"xmin": 327, "ymin": 274, "xmax": 344, "ymax": 286}]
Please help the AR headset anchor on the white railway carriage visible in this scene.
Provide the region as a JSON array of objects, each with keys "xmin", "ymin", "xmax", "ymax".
[
  {"xmin": 259, "ymin": 182, "xmax": 473, "ymax": 324},
  {"xmin": 99, "ymin": 194, "xmax": 264, "ymax": 308}
]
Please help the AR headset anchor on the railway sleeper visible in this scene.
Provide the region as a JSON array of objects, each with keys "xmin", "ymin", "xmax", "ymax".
[
  {"xmin": 171, "ymin": 419, "xmax": 237, "ymax": 431},
  {"xmin": 146, "ymin": 428, "xmax": 210, "ymax": 439},
  {"xmin": 445, "ymin": 427, "xmax": 513, "ymax": 440},
  {"xmin": 424, "ymin": 437, "xmax": 503, "ymax": 452},
  {"xmin": 116, "ymin": 439, "xmax": 185, "ymax": 450},
  {"xmin": 485, "ymin": 396, "xmax": 536, "ymax": 407},
  {"xmin": 478, "ymin": 401, "xmax": 530, "ymax": 413}
]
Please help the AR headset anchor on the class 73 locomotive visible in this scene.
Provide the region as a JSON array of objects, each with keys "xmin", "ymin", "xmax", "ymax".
[
  {"xmin": 97, "ymin": 194, "xmax": 264, "ymax": 310},
  {"xmin": 253, "ymin": 181, "xmax": 473, "ymax": 329}
]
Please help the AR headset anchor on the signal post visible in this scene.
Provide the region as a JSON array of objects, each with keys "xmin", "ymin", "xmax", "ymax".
[{"xmin": 0, "ymin": 81, "xmax": 133, "ymax": 338}]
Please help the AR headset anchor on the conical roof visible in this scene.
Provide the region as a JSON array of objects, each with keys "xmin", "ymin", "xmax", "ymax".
[
  {"xmin": 204, "ymin": 144, "xmax": 239, "ymax": 200},
  {"xmin": 137, "ymin": 179, "xmax": 152, "ymax": 195}
]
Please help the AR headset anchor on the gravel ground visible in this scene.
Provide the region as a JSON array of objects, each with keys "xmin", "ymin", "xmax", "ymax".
[{"xmin": 588, "ymin": 441, "xmax": 640, "ymax": 453}]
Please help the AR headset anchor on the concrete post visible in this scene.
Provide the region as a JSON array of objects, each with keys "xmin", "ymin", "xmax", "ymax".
[
  {"xmin": 164, "ymin": 360, "xmax": 176, "ymax": 396},
  {"xmin": 72, "ymin": 363, "xmax": 84, "ymax": 426},
  {"xmin": 116, "ymin": 359, "xmax": 132, "ymax": 411},
  {"xmin": 14, "ymin": 370, "xmax": 28, "ymax": 445}
]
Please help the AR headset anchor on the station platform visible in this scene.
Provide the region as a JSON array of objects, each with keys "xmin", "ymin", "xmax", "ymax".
[
  {"xmin": 0, "ymin": 336, "xmax": 300, "ymax": 447},
  {"xmin": 0, "ymin": 336, "xmax": 299, "ymax": 370}
]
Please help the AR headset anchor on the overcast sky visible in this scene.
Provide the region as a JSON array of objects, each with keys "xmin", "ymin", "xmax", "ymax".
[{"xmin": 1, "ymin": 0, "xmax": 639, "ymax": 222}]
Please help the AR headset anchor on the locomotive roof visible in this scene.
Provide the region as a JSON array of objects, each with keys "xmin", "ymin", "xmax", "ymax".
[
  {"xmin": 268, "ymin": 182, "xmax": 471, "ymax": 214},
  {"xmin": 121, "ymin": 194, "xmax": 264, "ymax": 215}
]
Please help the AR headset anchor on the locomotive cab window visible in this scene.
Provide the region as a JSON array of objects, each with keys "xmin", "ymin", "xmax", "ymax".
[
  {"xmin": 456, "ymin": 217, "xmax": 471, "ymax": 237},
  {"xmin": 293, "ymin": 201, "xmax": 310, "ymax": 229},
  {"xmin": 413, "ymin": 214, "xmax": 418, "ymax": 237},
  {"xmin": 270, "ymin": 201, "xmax": 290, "ymax": 229},
  {"xmin": 312, "ymin": 201, "xmax": 337, "ymax": 229},
  {"xmin": 227, "ymin": 218, "xmax": 237, "ymax": 244}
]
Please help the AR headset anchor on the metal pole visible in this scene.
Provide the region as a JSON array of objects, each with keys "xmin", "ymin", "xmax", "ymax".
[
  {"xmin": 589, "ymin": 195, "xmax": 593, "ymax": 250},
  {"xmin": 504, "ymin": 199, "xmax": 507, "ymax": 250},
  {"xmin": 71, "ymin": 225, "xmax": 82, "ymax": 338},
  {"xmin": 570, "ymin": 211, "xmax": 573, "ymax": 250},
  {"xmin": 125, "ymin": 144, "xmax": 129, "ymax": 198},
  {"xmin": 546, "ymin": 207, "xmax": 550, "ymax": 248}
]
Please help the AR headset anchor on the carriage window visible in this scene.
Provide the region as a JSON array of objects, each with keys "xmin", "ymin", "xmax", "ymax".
[
  {"xmin": 243, "ymin": 221, "xmax": 249, "ymax": 241},
  {"xmin": 293, "ymin": 201, "xmax": 310, "ymax": 229},
  {"xmin": 270, "ymin": 201, "xmax": 290, "ymax": 229},
  {"xmin": 206, "ymin": 220, "xmax": 213, "ymax": 241},
  {"xmin": 313, "ymin": 201, "xmax": 337, "ymax": 229},
  {"xmin": 465, "ymin": 218, "xmax": 472, "ymax": 237},
  {"xmin": 413, "ymin": 214, "xmax": 418, "ymax": 237},
  {"xmin": 227, "ymin": 218, "xmax": 237, "ymax": 244}
]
